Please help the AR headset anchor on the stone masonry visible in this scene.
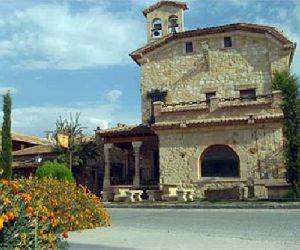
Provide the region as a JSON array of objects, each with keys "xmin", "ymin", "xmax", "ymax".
[
  {"xmin": 141, "ymin": 33, "xmax": 291, "ymax": 123},
  {"xmin": 100, "ymin": 1, "xmax": 296, "ymax": 200}
]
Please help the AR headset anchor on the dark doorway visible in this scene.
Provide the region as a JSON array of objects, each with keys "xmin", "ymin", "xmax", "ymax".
[
  {"xmin": 110, "ymin": 163, "xmax": 124, "ymax": 185},
  {"xmin": 147, "ymin": 89, "xmax": 167, "ymax": 124},
  {"xmin": 201, "ymin": 145, "xmax": 239, "ymax": 177}
]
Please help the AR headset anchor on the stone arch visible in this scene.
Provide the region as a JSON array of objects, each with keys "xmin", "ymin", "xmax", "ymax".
[
  {"xmin": 152, "ymin": 18, "xmax": 162, "ymax": 38},
  {"xmin": 200, "ymin": 144, "xmax": 240, "ymax": 177},
  {"xmin": 168, "ymin": 15, "xmax": 178, "ymax": 33}
]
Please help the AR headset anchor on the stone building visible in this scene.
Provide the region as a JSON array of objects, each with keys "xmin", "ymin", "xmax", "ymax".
[{"xmin": 98, "ymin": 1, "xmax": 297, "ymax": 200}]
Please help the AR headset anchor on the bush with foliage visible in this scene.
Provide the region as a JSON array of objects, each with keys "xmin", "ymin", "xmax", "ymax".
[
  {"xmin": 0, "ymin": 178, "xmax": 111, "ymax": 249},
  {"xmin": 272, "ymin": 71, "xmax": 300, "ymax": 197},
  {"xmin": 36, "ymin": 161, "xmax": 75, "ymax": 183}
]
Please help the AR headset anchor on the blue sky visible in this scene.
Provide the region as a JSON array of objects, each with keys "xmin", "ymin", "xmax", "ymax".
[{"xmin": 0, "ymin": 0, "xmax": 299, "ymax": 136}]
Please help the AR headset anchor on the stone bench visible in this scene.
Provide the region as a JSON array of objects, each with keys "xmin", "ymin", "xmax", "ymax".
[
  {"xmin": 146, "ymin": 190, "xmax": 163, "ymax": 202},
  {"xmin": 113, "ymin": 186, "xmax": 132, "ymax": 202},
  {"xmin": 126, "ymin": 190, "xmax": 143, "ymax": 202},
  {"xmin": 161, "ymin": 184, "xmax": 178, "ymax": 201},
  {"xmin": 177, "ymin": 189, "xmax": 194, "ymax": 202},
  {"xmin": 101, "ymin": 190, "xmax": 114, "ymax": 202}
]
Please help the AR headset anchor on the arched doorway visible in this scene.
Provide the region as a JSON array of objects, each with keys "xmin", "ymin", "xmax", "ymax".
[{"xmin": 201, "ymin": 145, "xmax": 240, "ymax": 177}]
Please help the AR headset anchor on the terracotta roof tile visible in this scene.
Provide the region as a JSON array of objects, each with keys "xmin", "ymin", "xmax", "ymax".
[
  {"xmin": 143, "ymin": 1, "xmax": 188, "ymax": 17},
  {"xmin": 13, "ymin": 145, "xmax": 54, "ymax": 156},
  {"xmin": 153, "ymin": 114, "xmax": 283, "ymax": 129},
  {"xmin": 9, "ymin": 132, "xmax": 51, "ymax": 145},
  {"xmin": 98, "ymin": 124, "xmax": 155, "ymax": 137}
]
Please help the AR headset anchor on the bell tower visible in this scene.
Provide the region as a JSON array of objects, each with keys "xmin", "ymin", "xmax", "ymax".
[{"xmin": 143, "ymin": 1, "xmax": 188, "ymax": 43}]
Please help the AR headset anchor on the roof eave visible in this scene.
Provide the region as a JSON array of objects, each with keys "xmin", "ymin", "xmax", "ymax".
[
  {"xmin": 129, "ymin": 23, "xmax": 295, "ymax": 64},
  {"xmin": 142, "ymin": 1, "xmax": 188, "ymax": 17}
]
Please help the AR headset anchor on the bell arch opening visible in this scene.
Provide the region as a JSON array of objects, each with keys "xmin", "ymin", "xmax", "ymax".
[{"xmin": 201, "ymin": 145, "xmax": 240, "ymax": 177}]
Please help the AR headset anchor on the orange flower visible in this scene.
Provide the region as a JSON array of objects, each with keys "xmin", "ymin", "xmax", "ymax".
[
  {"xmin": 62, "ymin": 232, "xmax": 68, "ymax": 239},
  {"xmin": 48, "ymin": 211, "xmax": 54, "ymax": 219},
  {"xmin": 6, "ymin": 212, "xmax": 15, "ymax": 221},
  {"xmin": 18, "ymin": 193, "xmax": 32, "ymax": 203},
  {"xmin": 26, "ymin": 206, "xmax": 33, "ymax": 214}
]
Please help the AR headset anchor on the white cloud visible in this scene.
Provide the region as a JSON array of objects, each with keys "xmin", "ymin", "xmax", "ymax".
[
  {"xmin": 106, "ymin": 89, "xmax": 123, "ymax": 103},
  {"xmin": 0, "ymin": 87, "xmax": 18, "ymax": 95},
  {"xmin": 0, "ymin": 3, "xmax": 145, "ymax": 70},
  {"xmin": 9, "ymin": 101, "xmax": 139, "ymax": 136},
  {"xmin": 11, "ymin": 103, "xmax": 111, "ymax": 134}
]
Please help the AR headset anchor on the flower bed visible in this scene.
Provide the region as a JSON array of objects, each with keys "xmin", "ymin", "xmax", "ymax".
[{"xmin": 0, "ymin": 178, "xmax": 111, "ymax": 249}]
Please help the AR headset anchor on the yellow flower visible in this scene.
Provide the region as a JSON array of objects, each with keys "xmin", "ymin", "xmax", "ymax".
[
  {"xmin": 0, "ymin": 217, "xmax": 4, "ymax": 231},
  {"xmin": 3, "ymin": 197, "xmax": 11, "ymax": 204},
  {"xmin": 1, "ymin": 214, "xmax": 9, "ymax": 223},
  {"xmin": 20, "ymin": 233, "xmax": 27, "ymax": 245}
]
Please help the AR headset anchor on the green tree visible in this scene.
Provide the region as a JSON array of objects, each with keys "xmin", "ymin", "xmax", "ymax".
[
  {"xmin": 0, "ymin": 92, "xmax": 12, "ymax": 180},
  {"xmin": 272, "ymin": 71, "xmax": 300, "ymax": 197},
  {"xmin": 54, "ymin": 113, "xmax": 85, "ymax": 171}
]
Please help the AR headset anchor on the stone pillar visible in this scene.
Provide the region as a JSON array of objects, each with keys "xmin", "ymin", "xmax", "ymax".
[
  {"xmin": 132, "ymin": 141, "xmax": 143, "ymax": 188},
  {"xmin": 103, "ymin": 143, "xmax": 113, "ymax": 191},
  {"xmin": 209, "ymin": 96, "xmax": 219, "ymax": 112},
  {"xmin": 153, "ymin": 101, "xmax": 163, "ymax": 118}
]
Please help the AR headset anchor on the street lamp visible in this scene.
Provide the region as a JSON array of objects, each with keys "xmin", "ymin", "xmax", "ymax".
[{"xmin": 35, "ymin": 155, "xmax": 43, "ymax": 164}]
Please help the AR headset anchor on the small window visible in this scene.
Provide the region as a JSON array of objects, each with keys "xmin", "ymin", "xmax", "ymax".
[
  {"xmin": 224, "ymin": 37, "xmax": 232, "ymax": 48},
  {"xmin": 240, "ymin": 89, "xmax": 256, "ymax": 101},
  {"xmin": 185, "ymin": 42, "xmax": 193, "ymax": 53},
  {"xmin": 205, "ymin": 92, "xmax": 216, "ymax": 104}
]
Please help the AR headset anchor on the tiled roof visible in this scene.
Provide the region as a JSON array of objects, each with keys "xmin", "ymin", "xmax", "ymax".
[
  {"xmin": 13, "ymin": 145, "xmax": 54, "ymax": 156},
  {"xmin": 143, "ymin": 1, "xmax": 188, "ymax": 17},
  {"xmin": 10, "ymin": 132, "xmax": 51, "ymax": 145},
  {"xmin": 130, "ymin": 23, "xmax": 296, "ymax": 65},
  {"xmin": 152, "ymin": 114, "xmax": 283, "ymax": 129},
  {"xmin": 98, "ymin": 124, "xmax": 155, "ymax": 137}
]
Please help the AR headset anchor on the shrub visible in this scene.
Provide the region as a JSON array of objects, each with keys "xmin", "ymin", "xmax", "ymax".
[
  {"xmin": 36, "ymin": 161, "xmax": 75, "ymax": 183},
  {"xmin": 0, "ymin": 178, "xmax": 111, "ymax": 249}
]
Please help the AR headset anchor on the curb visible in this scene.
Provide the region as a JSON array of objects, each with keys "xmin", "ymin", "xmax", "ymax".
[{"xmin": 104, "ymin": 202, "xmax": 300, "ymax": 209}]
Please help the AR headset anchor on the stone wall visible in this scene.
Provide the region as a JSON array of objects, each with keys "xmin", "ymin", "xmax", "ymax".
[
  {"xmin": 157, "ymin": 123, "xmax": 285, "ymax": 197},
  {"xmin": 141, "ymin": 32, "xmax": 290, "ymax": 123}
]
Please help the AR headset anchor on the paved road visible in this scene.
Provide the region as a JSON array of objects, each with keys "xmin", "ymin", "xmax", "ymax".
[{"xmin": 69, "ymin": 208, "xmax": 300, "ymax": 250}]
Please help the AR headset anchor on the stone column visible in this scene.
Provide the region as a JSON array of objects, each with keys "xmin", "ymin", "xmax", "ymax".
[
  {"xmin": 103, "ymin": 143, "xmax": 113, "ymax": 191},
  {"xmin": 209, "ymin": 96, "xmax": 219, "ymax": 112},
  {"xmin": 132, "ymin": 141, "xmax": 143, "ymax": 188}
]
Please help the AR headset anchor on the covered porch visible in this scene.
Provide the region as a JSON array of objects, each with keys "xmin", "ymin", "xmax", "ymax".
[{"xmin": 97, "ymin": 124, "xmax": 159, "ymax": 201}]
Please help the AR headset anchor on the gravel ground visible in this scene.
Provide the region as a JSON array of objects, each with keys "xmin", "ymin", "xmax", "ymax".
[{"xmin": 69, "ymin": 208, "xmax": 300, "ymax": 250}]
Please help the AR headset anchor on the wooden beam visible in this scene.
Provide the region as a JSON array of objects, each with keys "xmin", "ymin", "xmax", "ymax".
[{"xmin": 104, "ymin": 136, "xmax": 158, "ymax": 144}]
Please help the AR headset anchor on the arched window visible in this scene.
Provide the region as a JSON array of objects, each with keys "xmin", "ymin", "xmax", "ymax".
[
  {"xmin": 152, "ymin": 18, "xmax": 162, "ymax": 38},
  {"xmin": 168, "ymin": 15, "xmax": 179, "ymax": 33},
  {"xmin": 201, "ymin": 145, "xmax": 240, "ymax": 177}
]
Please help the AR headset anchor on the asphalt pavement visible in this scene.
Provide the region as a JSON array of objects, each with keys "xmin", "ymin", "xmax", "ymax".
[{"xmin": 69, "ymin": 208, "xmax": 300, "ymax": 250}]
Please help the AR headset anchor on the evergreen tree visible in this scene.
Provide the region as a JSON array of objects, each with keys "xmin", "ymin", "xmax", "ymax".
[
  {"xmin": 272, "ymin": 71, "xmax": 300, "ymax": 196},
  {"xmin": 0, "ymin": 92, "xmax": 12, "ymax": 180}
]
